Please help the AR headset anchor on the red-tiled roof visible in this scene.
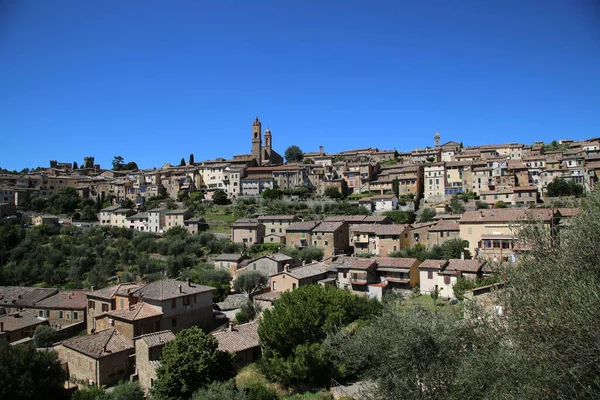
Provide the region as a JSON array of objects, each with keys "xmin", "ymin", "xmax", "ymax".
[
  {"xmin": 213, "ymin": 321, "xmax": 260, "ymax": 353},
  {"xmin": 101, "ymin": 302, "xmax": 162, "ymax": 321},
  {"xmin": 62, "ymin": 328, "xmax": 134, "ymax": 359}
]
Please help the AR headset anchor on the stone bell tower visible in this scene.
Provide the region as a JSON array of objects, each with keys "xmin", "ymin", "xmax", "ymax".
[{"xmin": 252, "ymin": 117, "xmax": 262, "ymax": 165}]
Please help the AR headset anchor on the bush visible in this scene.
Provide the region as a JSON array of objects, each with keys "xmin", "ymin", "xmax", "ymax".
[{"xmin": 33, "ymin": 325, "xmax": 56, "ymax": 348}]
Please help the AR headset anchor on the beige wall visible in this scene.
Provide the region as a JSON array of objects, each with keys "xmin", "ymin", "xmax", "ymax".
[
  {"xmin": 459, "ymin": 222, "xmax": 516, "ymax": 256},
  {"xmin": 270, "ymin": 274, "xmax": 301, "ymax": 293},
  {"xmin": 29, "ymin": 307, "xmax": 85, "ymax": 328},
  {"xmin": 87, "ymin": 298, "xmax": 113, "ymax": 333}
]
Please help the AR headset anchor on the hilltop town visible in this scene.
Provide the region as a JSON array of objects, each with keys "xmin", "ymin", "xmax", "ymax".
[{"xmin": 0, "ymin": 117, "xmax": 598, "ymax": 399}]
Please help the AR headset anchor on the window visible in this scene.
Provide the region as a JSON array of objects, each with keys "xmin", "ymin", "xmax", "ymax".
[
  {"xmin": 102, "ymin": 303, "xmax": 109, "ymax": 312},
  {"xmin": 74, "ymin": 312, "xmax": 78, "ymax": 320},
  {"xmin": 59, "ymin": 311, "xmax": 63, "ymax": 319},
  {"xmin": 272, "ymin": 281, "xmax": 277, "ymax": 291},
  {"xmin": 444, "ymin": 275, "xmax": 451, "ymax": 285},
  {"xmin": 45, "ymin": 310, "xmax": 50, "ymax": 317},
  {"xmin": 427, "ymin": 271, "xmax": 433, "ymax": 279},
  {"xmin": 172, "ymin": 299, "xmax": 177, "ymax": 308},
  {"xmin": 39, "ymin": 310, "xmax": 43, "ymax": 317},
  {"xmin": 88, "ymin": 300, "xmax": 95, "ymax": 310},
  {"xmin": 183, "ymin": 296, "xmax": 190, "ymax": 306},
  {"xmin": 324, "ymin": 240, "xmax": 329, "ymax": 246},
  {"xmin": 292, "ymin": 283, "xmax": 296, "ymax": 289},
  {"xmin": 172, "ymin": 318, "xmax": 177, "ymax": 328}
]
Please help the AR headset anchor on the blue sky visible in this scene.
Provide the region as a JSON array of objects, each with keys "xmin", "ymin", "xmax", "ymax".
[{"xmin": 1, "ymin": 0, "xmax": 599, "ymax": 170}]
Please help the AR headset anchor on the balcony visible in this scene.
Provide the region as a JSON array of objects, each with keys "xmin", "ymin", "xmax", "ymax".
[{"xmin": 349, "ymin": 273, "xmax": 368, "ymax": 284}]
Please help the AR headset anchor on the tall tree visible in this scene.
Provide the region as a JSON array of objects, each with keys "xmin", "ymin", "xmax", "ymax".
[
  {"xmin": 284, "ymin": 145, "xmax": 304, "ymax": 163},
  {"xmin": 72, "ymin": 161, "xmax": 78, "ymax": 169},
  {"xmin": 233, "ymin": 271, "xmax": 267, "ymax": 296},
  {"xmin": 393, "ymin": 177, "xmax": 400, "ymax": 198},
  {"xmin": 180, "ymin": 158, "xmax": 186, "ymax": 166},
  {"xmin": 112, "ymin": 156, "xmax": 125, "ymax": 171},
  {"xmin": 189, "ymin": 153, "xmax": 195, "ymax": 165},
  {"xmin": 212, "ymin": 189, "xmax": 229, "ymax": 205},
  {"xmin": 259, "ymin": 285, "xmax": 381, "ymax": 386},
  {"xmin": 151, "ymin": 326, "xmax": 233, "ymax": 400}
]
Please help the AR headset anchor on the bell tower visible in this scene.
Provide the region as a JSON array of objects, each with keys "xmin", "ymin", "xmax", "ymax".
[
  {"xmin": 252, "ymin": 117, "xmax": 262, "ymax": 164},
  {"xmin": 264, "ymin": 128, "xmax": 272, "ymax": 151},
  {"xmin": 434, "ymin": 131, "xmax": 441, "ymax": 147}
]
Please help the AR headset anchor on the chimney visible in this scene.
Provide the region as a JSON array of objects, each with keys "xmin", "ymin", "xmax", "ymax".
[
  {"xmin": 284, "ymin": 264, "xmax": 290, "ymax": 273},
  {"xmin": 319, "ymin": 145, "xmax": 324, "ymax": 155},
  {"xmin": 68, "ymin": 293, "xmax": 72, "ymax": 299},
  {"xmin": 302, "ymin": 260, "xmax": 306, "ymax": 266},
  {"xmin": 178, "ymin": 284, "xmax": 182, "ymax": 293},
  {"xmin": 228, "ymin": 322, "xmax": 237, "ymax": 332},
  {"xmin": 187, "ymin": 278, "xmax": 191, "ymax": 287},
  {"xmin": 461, "ymin": 251, "xmax": 465, "ymax": 260},
  {"xmin": 91, "ymin": 286, "xmax": 95, "ymax": 292}
]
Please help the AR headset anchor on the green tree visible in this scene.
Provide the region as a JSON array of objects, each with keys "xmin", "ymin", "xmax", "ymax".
[
  {"xmin": 235, "ymin": 301, "xmax": 261, "ymax": 324},
  {"xmin": 72, "ymin": 386, "xmax": 109, "ymax": 400},
  {"xmin": 50, "ymin": 187, "xmax": 81, "ymax": 214},
  {"xmin": 259, "ymin": 285, "xmax": 381, "ymax": 386},
  {"xmin": 212, "ymin": 189, "xmax": 229, "ymax": 205},
  {"xmin": 112, "ymin": 156, "xmax": 125, "ymax": 171},
  {"xmin": 0, "ymin": 341, "xmax": 66, "ymax": 400},
  {"xmin": 73, "ymin": 161, "xmax": 78, "ymax": 169},
  {"xmin": 476, "ymin": 200, "xmax": 489, "ymax": 209},
  {"xmin": 495, "ymin": 200, "xmax": 507, "ymax": 208},
  {"xmin": 439, "ymin": 238, "xmax": 471, "ymax": 260},
  {"xmin": 324, "ymin": 186, "xmax": 342, "ymax": 199},
  {"xmin": 547, "ymin": 177, "xmax": 572, "ymax": 197},
  {"xmin": 192, "ymin": 380, "xmax": 246, "ymax": 400},
  {"xmin": 419, "ymin": 208, "xmax": 437, "ymax": 222},
  {"xmin": 234, "ymin": 271, "xmax": 267, "ymax": 296},
  {"xmin": 180, "ymin": 158, "xmax": 186, "ymax": 166},
  {"xmin": 120, "ymin": 198, "xmax": 135, "ymax": 209},
  {"xmin": 110, "ymin": 381, "xmax": 145, "ymax": 400},
  {"xmin": 32, "ymin": 325, "xmax": 56, "ymax": 347},
  {"xmin": 261, "ymin": 189, "xmax": 283, "ymax": 201},
  {"xmin": 189, "ymin": 154, "xmax": 195, "ymax": 165},
  {"xmin": 430, "ymin": 285, "xmax": 440, "ymax": 306},
  {"xmin": 298, "ymin": 246, "xmax": 324, "ymax": 263},
  {"xmin": 151, "ymin": 326, "xmax": 233, "ymax": 400},
  {"xmin": 284, "ymin": 145, "xmax": 304, "ymax": 163},
  {"xmin": 393, "ymin": 177, "xmax": 400, "ymax": 198},
  {"xmin": 382, "ymin": 210, "xmax": 415, "ymax": 224},
  {"xmin": 450, "ymin": 196, "xmax": 466, "ymax": 214}
]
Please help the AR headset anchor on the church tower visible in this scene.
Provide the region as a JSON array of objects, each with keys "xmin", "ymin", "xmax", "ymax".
[
  {"xmin": 434, "ymin": 131, "xmax": 441, "ymax": 147},
  {"xmin": 252, "ymin": 117, "xmax": 262, "ymax": 165},
  {"xmin": 264, "ymin": 128, "xmax": 272, "ymax": 152}
]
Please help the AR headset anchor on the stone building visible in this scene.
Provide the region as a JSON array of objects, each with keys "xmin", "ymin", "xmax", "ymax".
[
  {"xmin": 231, "ymin": 219, "xmax": 265, "ymax": 245},
  {"xmin": 251, "ymin": 117, "xmax": 284, "ymax": 166},
  {"xmin": 0, "ymin": 311, "xmax": 48, "ymax": 343},
  {"xmin": 213, "ymin": 321, "xmax": 260, "ymax": 368},
  {"xmin": 134, "ymin": 330, "xmax": 175, "ymax": 392},
  {"xmin": 58, "ymin": 327, "xmax": 134, "ymax": 387}
]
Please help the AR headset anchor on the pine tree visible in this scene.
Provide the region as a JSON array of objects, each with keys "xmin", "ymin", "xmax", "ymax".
[{"xmin": 189, "ymin": 153, "xmax": 195, "ymax": 164}]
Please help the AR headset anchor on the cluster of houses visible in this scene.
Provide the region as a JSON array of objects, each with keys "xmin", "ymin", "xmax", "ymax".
[
  {"xmin": 0, "ymin": 279, "xmax": 259, "ymax": 393},
  {"xmin": 1, "ymin": 119, "xmax": 599, "ymax": 218},
  {"xmin": 229, "ymin": 207, "xmax": 577, "ymax": 264}
]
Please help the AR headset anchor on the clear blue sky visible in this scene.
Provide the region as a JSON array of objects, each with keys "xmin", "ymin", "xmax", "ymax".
[{"xmin": 1, "ymin": 0, "xmax": 599, "ymax": 170}]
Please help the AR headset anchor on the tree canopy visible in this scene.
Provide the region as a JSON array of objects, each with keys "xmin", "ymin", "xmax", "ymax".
[
  {"xmin": 547, "ymin": 177, "xmax": 585, "ymax": 197},
  {"xmin": 212, "ymin": 189, "xmax": 229, "ymax": 205},
  {"xmin": 284, "ymin": 145, "xmax": 304, "ymax": 163},
  {"xmin": 258, "ymin": 285, "xmax": 381, "ymax": 386},
  {"xmin": 152, "ymin": 326, "xmax": 233, "ymax": 400},
  {"xmin": 233, "ymin": 271, "xmax": 267, "ymax": 296},
  {"xmin": 324, "ymin": 186, "xmax": 342, "ymax": 199}
]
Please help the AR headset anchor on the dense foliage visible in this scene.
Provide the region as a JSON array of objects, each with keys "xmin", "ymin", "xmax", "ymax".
[
  {"xmin": 258, "ymin": 285, "xmax": 381, "ymax": 386},
  {"xmin": 547, "ymin": 176, "xmax": 585, "ymax": 197},
  {"xmin": 0, "ymin": 341, "xmax": 66, "ymax": 400},
  {"xmin": 152, "ymin": 326, "xmax": 234, "ymax": 400},
  {"xmin": 73, "ymin": 381, "xmax": 145, "ymax": 400},
  {"xmin": 0, "ymin": 223, "xmax": 238, "ymax": 290},
  {"xmin": 284, "ymin": 145, "xmax": 304, "ymax": 163},
  {"xmin": 390, "ymin": 238, "xmax": 471, "ymax": 261}
]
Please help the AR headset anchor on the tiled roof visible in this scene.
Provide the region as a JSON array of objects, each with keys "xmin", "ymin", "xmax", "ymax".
[
  {"xmin": 313, "ymin": 221, "xmax": 345, "ymax": 233},
  {"xmin": 418, "ymin": 260, "xmax": 449, "ymax": 270},
  {"xmin": 460, "ymin": 209, "xmax": 553, "ymax": 223},
  {"xmin": 134, "ymin": 279, "xmax": 214, "ymax": 301},
  {"xmin": 374, "ymin": 257, "xmax": 419, "ymax": 269},
  {"xmin": 324, "ymin": 215, "xmax": 367, "ymax": 222},
  {"xmin": 232, "ymin": 219, "xmax": 261, "ymax": 227},
  {"xmin": 445, "ymin": 259, "xmax": 486, "ymax": 273},
  {"xmin": 35, "ymin": 291, "xmax": 87, "ymax": 309},
  {"xmin": 335, "ymin": 257, "xmax": 377, "ymax": 270},
  {"xmin": 136, "ymin": 330, "xmax": 175, "ymax": 348},
  {"xmin": 214, "ymin": 253, "xmax": 246, "ymax": 262},
  {"xmin": 257, "ymin": 215, "xmax": 296, "ymax": 221},
  {"xmin": 86, "ymin": 283, "xmax": 143, "ymax": 300},
  {"xmin": 284, "ymin": 262, "xmax": 329, "ymax": 279},
  {"xmin": 0, "ymin": 286, "xmax": 57, "ymax": 308},
  {"xmin": 428, "ymin": 220, "xmax": 459, "ymax": 232},
  {"xmin": 102, "ymin": 302, "xmax": 162, "ymax": 321},
  {"xmin": 213, "ymin": 321, "xmax": 260, "ymax": 353},
  {"xmin": 351, "ymin": 224, "xmax": 408, "ymax": 236},
  {"xmin": 0, "ymin": 311, "xmax": 46, "ymax": 332},
  {"xmin": 254, "ymin": 291, "xmax": 282, "ymax": 301},
  {"xmin": 126, "ymin": 212, "xmax": 149, "ymax": 220},
  {"xmin": 286, "ymin": 221, "xmax": 320, "ymax": 231},
  {"xmin": 363, "ymin": 216, "xmax": 393, "ymax": 223},
  {"xmin": 62, "ymin": 328, "xmax": 134, "ymax": 359},
  {"xmin": 557, "ymin": 208, "xmax": 579, "ymax": 217}
]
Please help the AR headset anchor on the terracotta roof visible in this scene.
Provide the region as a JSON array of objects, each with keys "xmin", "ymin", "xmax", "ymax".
[
  {"xmin": 0, "ymin": 286, "xmax": 57, "ymax": 308},
  {"xmin": 351, "ymin": 224, "xmax": 408, "ymax": 236},
  {"xmin": 232, "ymin": 219, "xmax": 261, "ymax": 228},
  {"xmin": 283, "ymin": 262, "xmax": 329, "ymax": 279},
  {"xmin": 214, "ymin": 253, "xmax": 246, "ymax": 262},
  {"xmin": 444, "ymin": 259, "xmax": 486, "ymax": 273},
  {"xmin": 313, "ymin": 221, "xmax": 345, "ymax": 233},
  {"xmin": 428, "ymin": 220, "xmax": 460, "ymax": 232},
  {"xmin": 363, "ymin": 216, "xmax": 393, "ymax": 223},
  {"xmin": 374, "ymin": 257, "xmax": 419, "ymax": 269},
  {"xmin": 286, "ymin": 221, "xmax": 320, "ymax": 231},
  {"xmin": 35, "ymin": 290, "xmax": 87, "ymax": 309},
  {"xmin": 86, "ymin": 283, "xmax": 143, "ymax": 300},
  {"xmin": 557, "ymin": 208, "xmax": 579, "ymax": 217},
  {"xmin": 257, "ymin": 215, "xmax": 296, "ymax": 221},
  {"xmin": 62, "ymin": 328, "xmax": 134, "ymax": 359},
  {"xmin": 460, "ymin": 209, "xmax": 553, "ymax": 223},
  {"xmin": 101, "ymin": 302, "xmax": 162, "ymax": 321},
  {"xmin": 134, "ymin": 279, "xmax": 214, "ymax": 301},
  {"xmin": 262, "ymin": 253, "xmax": 294, "ymax": 262},
  {"xmin": 136, "ymin": 330, "xmax": 175, "ymax": 348},
  {"xmin": 324, "ymin": 215, "xmax": 367, "ymax": 222},
  {"xmin": 335, "ymin": 257, "xmax": 377, "ymax": 270},
  {"xmin": 213, "ymin": 321, "xmax": 260, "ymax": 353},
  {"xmin": 0, "ymin": 311, "xmax": 46, "ymax": 332},
  {"xmin": 254, "ymin": 291, "xmax": 282, "ymax": 301},
  {"xmin": 418, "ymin": 260, "xmax": 449, "ymax": 270}
]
